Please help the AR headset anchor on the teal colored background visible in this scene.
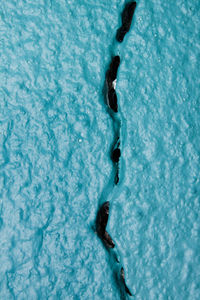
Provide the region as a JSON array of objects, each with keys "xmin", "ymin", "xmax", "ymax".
[{"xmin": 0, "ymin": 0, "xmax": 200, "ymax": 299}]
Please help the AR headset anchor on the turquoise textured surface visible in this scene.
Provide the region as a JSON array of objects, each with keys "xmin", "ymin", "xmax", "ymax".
[{"xmin": 0, "ymin": 0, "xmax": 200, "ymax": 299}]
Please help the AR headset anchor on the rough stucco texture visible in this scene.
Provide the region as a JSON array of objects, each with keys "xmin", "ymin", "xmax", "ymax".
[{"xmin": 0, "ymin": 0, "xmax": 200, "ymax": 299}]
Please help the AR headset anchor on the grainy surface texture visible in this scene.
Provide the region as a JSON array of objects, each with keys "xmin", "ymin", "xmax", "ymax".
[{"xmin": 0, "ymin": 0, "xmax": 200, "ymax": 299}]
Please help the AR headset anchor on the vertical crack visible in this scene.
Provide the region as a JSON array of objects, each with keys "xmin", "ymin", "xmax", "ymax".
[{"xmin": 95, "ymin": 1, "xmax": 137, "ymax": 298}]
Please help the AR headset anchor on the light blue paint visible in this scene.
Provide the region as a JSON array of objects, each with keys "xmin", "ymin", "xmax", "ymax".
[{"xmin": 0, "ymin": 0, "xmax": 200, "ymax": 299}]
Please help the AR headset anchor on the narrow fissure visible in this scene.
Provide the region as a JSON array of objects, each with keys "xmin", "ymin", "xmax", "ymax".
[{"xmin": 95, "ymin": 1, "xmax": 137, "ymax": 298}]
